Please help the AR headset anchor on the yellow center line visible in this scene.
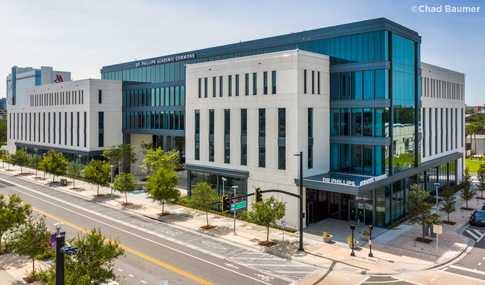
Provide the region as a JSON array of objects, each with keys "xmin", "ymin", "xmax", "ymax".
[{"xmin": 30, "ymin": 205, "xmax": 213, "ymax": 285}]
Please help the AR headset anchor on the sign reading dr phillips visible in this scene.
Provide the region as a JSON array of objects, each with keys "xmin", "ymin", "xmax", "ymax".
[
  {"xmin": 322, "ymin": 174, "xmax": 387, "ymax": 187},
  {"xmin": 136, "ymin": 53, "xmax": 196, "ymax": 67}
]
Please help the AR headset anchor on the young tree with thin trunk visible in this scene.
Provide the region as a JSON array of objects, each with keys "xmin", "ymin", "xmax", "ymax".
[
  {"xmin": 459, "ymin": 168, "xmax": 477, "ymax": 209},
  {"xmin": 83, "ymin": 160, "xmax": 111, "ymax": 196},
  {"xmin": 439, "ymin": 183, "xmax": 456, "ymax": 223},
  {"xmin": 189, "ymin": 182, "xmax": 220, "ymax": 227},
  {"xmin": 66, "ymin": 162, "xmax": 83, "ymax": 189},
  {"xmin": 0, "ymin": 193, "xmax": 32, "ymax": 252},
  {"xmin": 11, "ymin": 150, "xmax": 29, "ymax": 174},
  {"xmin": 6, "ymin": 215, "xmax": 51, "ymax": 276},
  {"xmin": 114, "ymin": 172, "xmax": 138, "ymax": 204},
  {"xmin": 146, "ymin": 167, "xmax": 180, "ymax": 214},
  {"xmin": 118, "ymin": 143, "xmax": 138, "ymax": 174},
  {"xmin": 247, "ymin": 196, "xmax": 286, "ymax": 245},
  {"xmin": 477, "ymin": 164, "xmax": 485, "ymax": 198},
  {"xmin": 29, "ymin": 155, "xmax": 42, "ymax": 178},
  {"xmin": 404, "ymin": 184, "xmax": 441, "ymax": 239},
  {"xmin": 38, "ymin": 150, "xmax": 68, "ymax": 183}
]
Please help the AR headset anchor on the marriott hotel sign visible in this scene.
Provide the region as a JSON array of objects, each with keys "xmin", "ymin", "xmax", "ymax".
[{"xmin": 135, "ymin": 53, "xmax": 196, "ymax": 67}]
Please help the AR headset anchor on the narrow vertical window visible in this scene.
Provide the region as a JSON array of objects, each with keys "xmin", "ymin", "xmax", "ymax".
[
  {"xmin": 304, "ymin": 70, "xmax": 307, "ymax": 94},
  {"xmin": 204, "ymin": 78, "xmax": 208, "ymax": 98},
  {"xmin": 263, "ymin": 72, "xmax": 268, "ymax": 95},
  {"xmin": 219, "ymin": 76, "xmax": 223, "ymax": 97},
  {"xmin": 245, "ymin": 73, "xmax": 249, "ymax": 96},
  {"xmin": 198, "ymin": 78, "xmax": 201, "ymax": 98},
  {"xmin": 64, "ymin": 112, "xmax": 67, "ymax": 145},
  {"xmin": 259, "ymin": 109, "xmax": 265, "ymax": 167},
  {"xmin": 77, "ymin": 112, "xmax": 80, "ymax": 147},
  {"xmin": 53, "ymin": 113, "xmax": 56, "ymax": 144},
  {"xmin": 461, "ymin": 108, "xmax": 464, "ymax": 147},
  {"xmin": 241, "ymin": 109, "xmax": 247, "ymax": 166},
  {"xmin": 98, "ymin": 112, "xmax": 104, "ymax": 147},
  {"xmin": 224, "ymin": 109, "xmax": 230, "ymax": 163},
  {"xmin": 235, "ymin": 74, "xmax": 240, "ymax": 96},
  {"xmin": 253, "ymin": 73, "xmax": 257, "ymax": 95},
  {"xmin": 48, "ymin": 113, "xmax": 50, "ymax": 143},
  {"xmin": 195, "ymin": 109, "xmax": 200, "ymax": 160},
  {"xmin": 71, "ymin": 112, "xmax": 74, "ymax": 146},
  {"xmin": 213, "ymin": 77, "xmax": 216, "ymax": 97},
  {"xmin": 423, "ymin": 108, "xmax": 426, "ymax": 157},
  {"xmin": 278, "ymin": 108, "xmax": 286, "ymax": 170},
  {"xmin": 272, "ymin": 71, "xmax": 276, "ymax": 94},
  {"xmin": 209, "ymin": 109, "xmax": 214, "ymax": 162},
  {"xmin": 312, "ymin": 70, "xmax": 315, "ymax": 94},
  {"xmin": 228, "ymin": 75, "xmax": 232, "ymax": 97},
  {"xmin": 84, "ymin": 112, "xmax": 86, "ymax": 147},
  {"xmin": 308, "ymin": 108, "xmax": 313, "ymax": 169},
  {"xmin": 98, "ymin": 90, "xmax": 102, "ymax": 103}
]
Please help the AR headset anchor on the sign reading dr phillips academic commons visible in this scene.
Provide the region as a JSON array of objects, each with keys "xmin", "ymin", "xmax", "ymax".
[
  {"xmin": 136, "ymin": 53, "xmax": 196, "ymax": 67},
  {"xmin": 322, "ymin": 174, "xmax": 388, "ymax": 187}
]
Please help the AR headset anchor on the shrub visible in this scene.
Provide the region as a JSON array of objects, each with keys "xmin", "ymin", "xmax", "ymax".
[
  {"xmin": 323, "ymin": 232, "xmax": 330, "ymax": 237},
  {"xmin": 347, "ymin": 236, "xmax": 356, "ymax": 243},
  {"xmin": 362, "ymin": 230, "xmax": 370, "ymax": 236}
]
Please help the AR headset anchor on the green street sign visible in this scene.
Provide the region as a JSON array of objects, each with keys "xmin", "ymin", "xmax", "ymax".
[{"xmin": 230, "ymin": 201, "xmax": 247, "ymax": 210}]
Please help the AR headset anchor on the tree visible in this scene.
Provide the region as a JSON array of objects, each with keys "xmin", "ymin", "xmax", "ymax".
[
  {"xmin": 83, "ymin": 160, "xmax": 111, "ymax": 196},
  {"xmin": 0, "ymin": 118, "xmax": 7, "ymax": 144},
  {"xmin": 38, "ymin": 150, "xmax": 68, "ymax": 183},
  {"xmin": 0, "ymin": 193, "xmax": 32, "ymax": 251},
  {"xmin": 404, "ymin": 184, "xmax": 441, "ymax": 239},
  {"xmin": 146, "ymin": 167, "xmax": 180, "ymax": 214},
  {"xmin": 140, "ymin": 140, "xmax": 154, "ymax": 175},
  {"xmin": 439, "ymin": 183, "xmax": 456, "ymax": 222},
  {"xmin": 29, "ymin": 155, "xmax": 42, "ymax": 178},
  {"xmin": 102, "ymin": 145, "xmax": 122, "ymax": 182},
  {"xmin": 189, "ymin": 182, "xmax": 220, "ymax": 227},
  {"xmin": 465, "ymin": 124, "xmax": 475, "ymax": 153},
  {"xmin": 144, "ymin": 148, "xmax": 181, "ymax": 174},
  {"xmin": 247, "ymin": 196, "xmax": 286, "ymax": 245},
  {"xmin": 2, "ymin": 150, "xmax": 11, "ymax": 170},
  {"xmin": 11, "ymin": 150, "xmax": 30, "ymax": 174},
  {"xmin": 36, "ymin": 228, "xmax": 125, "ymax": 285},
  {"xmin": 477, "ymin": 163, "xmax": 485, "ymax": 198},
  {"xmin": 118, "ymin": 143, "xmax": 138, "ymax": 174},
  {"xmin": 113, "ymin": 172, "xmax": 138, "ymax": 204},
  {"xmin": 6, "ymin": 215, "xmax": 51, "ymax": 275},
  {"xmin": 459, "ymin": 168, "xmax": 477, "ymax": 208},
  {"xmin": 66, "ymin": 162, "xmax": 83, "ymax": 189}
]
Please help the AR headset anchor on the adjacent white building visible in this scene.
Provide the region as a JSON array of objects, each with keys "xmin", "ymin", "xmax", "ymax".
[{"xmin": 6, "ymin": 79, "xmax": 123, "ymax": 165}]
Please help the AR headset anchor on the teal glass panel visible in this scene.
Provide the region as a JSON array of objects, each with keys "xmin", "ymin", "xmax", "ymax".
[
  {"xmin": 330, "ymin": 143, "xmax": 339, "ymax": 171},
  {"xmin": 351, "ymin": 71, "xmax": 362, "ymax": 100},
  {"xmin": 174, "ymin": 111, "xmax": 179, "ymax": 130},
  {"xmin": 368, "ymin": 32, "xmax": 374, "ymax": 62},
  {"xmin": 164, "ymin": 64, "xmax": 170, "ymax": 82},
  {"xmin": 330, "ymin": 109, "xmax": 339, "ymax": 136},
  {"xmin": 175, "ymin": 86, "xmax": 180, "ymax": 106},
  {"xmin": 330, "ymin": 73, "xmax": 339, "ymax": 100},
  {"xmin": 357, "ymin": 34, "xmax": 363, "ymax": 62},
  {"xmin": 151, "ymin": 88, "xmax": 156, "ymax": 106},
  {"xmin": 375, "ymin": 31, "xmax": 381, "ymax": 61},
  {"xmin": 363, "ymin": 108, "xmax": 373, "ymax": 136},
  {"xmin": 165, "ymin": 87, "xmax": 169, "ymax": 106},
  {"xmin": 375, "ymin": 108, "xmax": 389, "ymax": 137},
  {"xmin": 156, "ymin": 88, "xmax": 160, "ymax": 106},
  {"xmin": 160, "ymin": 88, "xmax": 165, "ymax": 106},
  {"xmin": 363, "ymin": 145, "xmax": 373, "ymax": 175},
  {"xmin": 181, "ymin": 86, "xmax": 185, "ymax": 105},
  {"xmin": 375, "ymin": 69, "xmax": 389, "ymax": 99},
  {"xmin": 345, "ymin": 35, "xmax": 351, "ymax": 63},
  {"xmin": 170, "ymin": 87, "xmax": 175, "ymax": 106},
  {"xmin": 363, "ymin": 70, "xmax": 374, "ymax": 99},
  {"xmin": 363, "ymin": 33, "xmax": 368, "ymax": 62},
  {"xmin": 340, "ymin": 72, "xmax": 350, "ymax": 100},
  {"xmin": 351, "ymin": 108, "xmax": 362, "ymax": 136},
  {"xmin": 169, "ymin": 63, "xmax": 175, "ymax": 81},
  {"xmin": 340, "ymin": 37, "xmax": 346, "ymax": 64},
  {"xmin": 351, "ymin": 145, "xmax": 362, "ymax": 174},
  {"xmin": 180, "ymin": 111, "xmax": 185, "ymax": 130},
  {"xmin": 351, "ymin": 35, "xmax": 357, "ymax": 63},
  {"xmin": 340, "ymin": 108, "xmax": 350, "ymax": 135},
  {"xmin": 340, "ymin": 144, "xmax": 350, "ymax": 172}
]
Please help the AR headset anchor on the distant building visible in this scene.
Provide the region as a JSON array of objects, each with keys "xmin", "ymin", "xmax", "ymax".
[
  {"xmin": 0, "ymin": 98, "xmax": 6, "ymax": 115},
  {"xmin": 6, "ymin": 66, "xmax": 71, "ymax": 106},
  {"xmin": 466, "ymin": 105, "xmax": 484, "ymax": 113}
]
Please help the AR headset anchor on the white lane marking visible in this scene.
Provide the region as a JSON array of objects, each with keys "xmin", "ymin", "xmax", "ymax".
[
  {"xmin": 118, "ymin": 269, "xmax": 122, "ymax": 272},
  {"xmin": 430, "ymin": 274, "xmax": 438, "ymax": 282},
  {"xmin": 479, "ymin": 263, "xmax": 482, "ymax": 266},
  {"xmin": 391, "ymin": 276, "xmax": 425, "ymax": 285},
  {"xmin": 439, "ymin": 269, "xmax": 485, "ymax": 283},
  {"xmin": 129, "ymin": 274, "xmax": 134, "ymax": 277},
  {"xmin": 476, "ymin": 230, "xmax": 485, "ymax": 243},
  {"xmin": 254, "ymin": 274, "xmax": 274, "ymax": 282},
  {"xmin": 141, "ymin": 281, "xmax": 146, "ymax": 284},
  {"xmin": 449, "ymin": 265, "xmax": 485, "ymax": 276},
  {"xmin": 352, "ymin": 275, "xmax": 369, "ymax": 285},
  {"xmin": 0, "ymin": 179, "xmax": 274, "ymax": 285},
  {"xmin": 466, "ymin": 230, "xmax": 480, "ymax": 240},
  {"xmin": 225, "ymin": 263, "xmax": 239, "ymax": 269}
]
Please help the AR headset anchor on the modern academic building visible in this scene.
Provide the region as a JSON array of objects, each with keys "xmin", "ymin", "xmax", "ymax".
[{"xmin": 101, "ymin": 18, "xmax": 465, "ymax": 229}]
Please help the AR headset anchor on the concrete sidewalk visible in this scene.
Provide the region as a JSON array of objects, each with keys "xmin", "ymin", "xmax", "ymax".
[{"xmin": 0, "ymin": 165, "xmax": 478, "ymax": 278}]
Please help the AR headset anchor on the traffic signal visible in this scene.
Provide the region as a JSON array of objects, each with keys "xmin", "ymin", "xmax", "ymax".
[
  {"xmin": 255, "ymin": 187, "xmax": 262, "ymax": 204},
  {"xmin": 222, "ymin": 195, "xmax": 230, "ymax": 213}
]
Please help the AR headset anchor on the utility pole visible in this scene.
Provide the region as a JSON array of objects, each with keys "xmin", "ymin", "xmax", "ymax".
[{"xmin": 294, "ymin": 152, "xmax": 304, "ymax": 252}]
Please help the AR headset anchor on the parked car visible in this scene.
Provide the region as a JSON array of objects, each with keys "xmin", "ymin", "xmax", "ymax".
[
  {"xmin": 469, "ymin": 209, "xmax": 485, "ymax": 226},
  {"xmin": 482, "ymin": 203, "xmax": 485, "ymax": 210}
]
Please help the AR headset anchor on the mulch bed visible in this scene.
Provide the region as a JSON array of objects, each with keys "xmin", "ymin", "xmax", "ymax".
[
  {"xmin": 69, "ymin": 187, "xmax": 80, "ymax": 190},
  {"xmin": 121, "ymin": 202, "xmax": 133, "ymax": 206},
  {"xmin": 476, "ymin": 197, "xmax": 485, "ymax": 200},
  {"xmin": 416, "ymin": 237, "xmax": 433, "ymax": 244},
  {"xmin": 23, "ymin": 277, "xmax": 36, "ymax": 284},
  {"xmin": 157, "ymin": 212, "xmax": 170, "ymax": 217},
  {"xmin": 443, "ymin": 221, "xmax": 456, "ymax": 225},
  {"xmin": 461, "ymin": 207, "xmax": 475, "ymax": 211},
  {"xmin": 200, "ymin": 225, "xmax": 216, "ymax": 230},
  {"xmin": 4, "ymin": 169, "xmax": 13, "ymax": 171},
  {"xmin": 259, "ymin": 241, "xmax": 277, "ymax": 247},
  {"xmin": 93, "ymin": 194, "xmax": 105, "ymax": 197}
]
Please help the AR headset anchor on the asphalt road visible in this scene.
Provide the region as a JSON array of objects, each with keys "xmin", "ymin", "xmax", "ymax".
[{"xmin": 0, "ymin": 173, "xmax": 317, "ymax": 285}]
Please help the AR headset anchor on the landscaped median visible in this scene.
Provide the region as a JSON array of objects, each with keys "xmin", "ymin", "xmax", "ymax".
[{"xmin": 0, "ymin": 163, "xmax": 479, "ymax": 276}]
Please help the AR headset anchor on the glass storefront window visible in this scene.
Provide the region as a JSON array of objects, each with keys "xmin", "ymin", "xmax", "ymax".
[
  {"xmin": 375, "ymin": 108, "xmax": 389, "ymax": 137},
  {"xmin": 363, "ymin": 145, "xmax": 373, "ymax": 175},
  {"xmin": 363, "ymin": 108, "xmax": 373, "ymax": 136},
  {"xmin": 351, "ymin": 145, "xmax": 362, "ymax": 173},
  {"xmin": 340, "ymin": 72, "xmax": 350, "ymax": 100},
  {"xmin": 340, "ymin": 108, "xmax": 350, "ymax": 136},
  {"xmin": 363, "ymin": 70, "xmax": 374, "ymax": 99},
  {"xmin": 340, "ymin": 144, "xmax": 351, "ymax": 172},
  {"xmin": 351, "ymin": 71, "xmax": 362, "ymax": 100},
  {"xmin": 330, "ymin": 143, "xmax": 339, "ymax": 171},
  {"xmin": 330, "ymin": 109, "xmax": 339, "ymax": 135},
  {"xmin": 351, "ymin": 108, "xmax": 362, "ymax": 136}
]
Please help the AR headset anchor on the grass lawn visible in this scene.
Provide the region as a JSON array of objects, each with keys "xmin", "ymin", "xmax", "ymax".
[{"xmin": 465, "ymin": 158, "xmax": 485, "ymax": 173}]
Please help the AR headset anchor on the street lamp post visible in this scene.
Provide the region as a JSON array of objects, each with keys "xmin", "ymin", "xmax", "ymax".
[
  {"xmin": 232, "ymin": 185, "xmax": 238, "ymax": 235},
  {"xmin": 221, "ymin": 177, "xmax": 227, "ymax": 197},
  {"xmin": 294, "ymin": 151, "xmax": 304, "ymax": 252},
  {"xmin": 54, "ymin": 223, "xmax": 65, "ymax": 285},
  {"xmin": 368, "ymin": 225, "xmax": 374, "ymax": 257},
  {"xmin": 110, "ymin": 165, "xmax": 116, "ymax": 199},
  {"xmin": 350, "ymin": 224, "xmax": 356, "ymax": 256},
  {"xmin": 434, "ymin": 182, "xmax": 440, "ymax": 214}
]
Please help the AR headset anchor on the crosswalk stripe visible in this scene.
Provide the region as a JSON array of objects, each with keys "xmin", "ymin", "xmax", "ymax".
[
  {"xmin": 473, "ymin": 229, "xmax": 484, "ymax": 236},
  {"xmin": 466, "ymin": 230, "xmax": 480, "ymax": 240}
]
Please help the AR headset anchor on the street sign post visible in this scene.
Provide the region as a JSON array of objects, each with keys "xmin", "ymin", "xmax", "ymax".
[
  {"xmin": 433, "ymin": 224, "xmax": 443, "ymax": 255},
  {"xmin": 230, "ymin": 201, "xmax": 247, "ymax": 210}
]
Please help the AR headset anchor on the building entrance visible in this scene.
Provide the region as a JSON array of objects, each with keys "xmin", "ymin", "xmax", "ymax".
[{"xmin": 348, "ymin": 200, "xmax": 365, "ymax": 224}]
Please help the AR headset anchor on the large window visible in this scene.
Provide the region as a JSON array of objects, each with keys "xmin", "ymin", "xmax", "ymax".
[
  {"xmin": 272, "ymin": 71, "xmax": 276, "ymax": 94},
  {"xmin": 245, "ymin": 73, "xmax": 249, "ymax": 96},
  {"xmin": 213, "ymin": 77, "xmax": 216, "ymax": 97},
  {"xmin": 253, "ymin": 73, "xmax": 257, "ymax": 95},
  {"xmin": 236, "ymin": 75, "xmax": 239, "ymax": 96},
  {"xmin": 228, "ymin": 75, "xmax": 232, "ymax": 97},
  {"xmin": 278, "ymin": 108, "xmax": 286, "ymax": 170},
  {"xmin": 209, "ymin": 109, "xmax": 214, "ymax": 162},
  {"xmin": 224, "ymin": 109, "xmax": 230, "ymax": 164},
  {"xmin": 308, "ymin": 108, "xmax": 313, "ymax": 169},
  {"xmin": 219, "ymin": 76, "xmax": 223, "ymax": 97},
  {"xmin": 204, "ymin": 78, "xmax": 208, "ymax": 98},
  {"xmin": 259, "ymin": 109, "xmax": 265, "ymax": 167},
  {"xmin": 98, "ymin": 112, "xmax": 104, "ymax": 147},
  {"xmin": 304, "ymin": 70, "xmax": 307, "ymax": 94},
  {"xmin": 263, "ymin": 72, "xmax": 268, "ymax": 95},
  {"xmin": 241, "ymin": 109, "xmax": 247, "ymax": 166}
]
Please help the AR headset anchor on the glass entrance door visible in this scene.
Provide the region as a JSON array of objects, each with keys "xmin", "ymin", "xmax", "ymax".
[
  {"xmin": 306, "ymin": 201, "xmax": 315, "ymax": 225},
  {"xmin": 348, "ymin": 200, "xmax": 365, "ymax": 224}
]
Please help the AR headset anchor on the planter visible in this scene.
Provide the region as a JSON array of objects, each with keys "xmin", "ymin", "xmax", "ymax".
[
  {"xmin": 361, "ymin": 235, "xmax": 370, "ymax": 241},
  {"xmin": 323, "ymin": 235, "xmax": 333, "ymax": 243},
  {"xmin": 143, "ymin": 186, "xmax": 148, "ymax": 193},
  {"xmin": 348, "ymin": 240, "xmax": 359, "ymax": 249}
]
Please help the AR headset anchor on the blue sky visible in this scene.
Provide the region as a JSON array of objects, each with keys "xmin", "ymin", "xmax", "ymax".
[{"xmin": 1, "ymin": 0, "xmax": 483, "ymax": 104}]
